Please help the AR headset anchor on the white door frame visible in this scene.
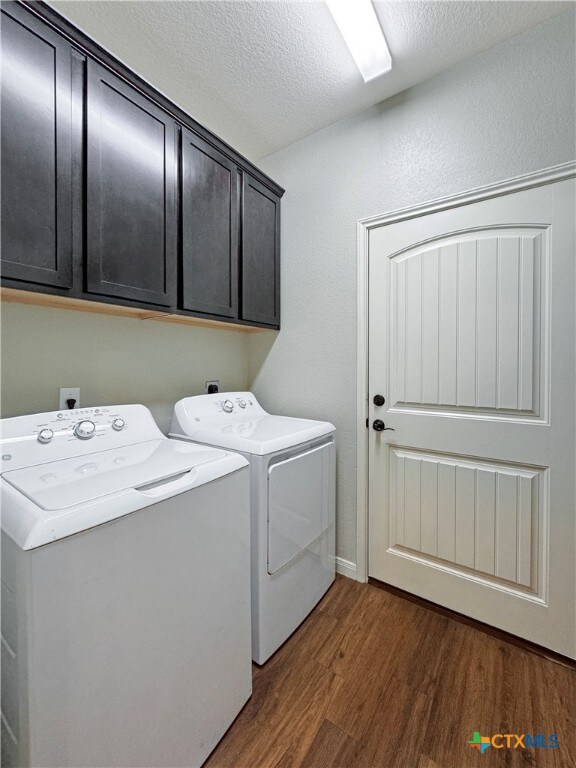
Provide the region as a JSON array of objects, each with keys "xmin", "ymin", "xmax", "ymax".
[{"xmin": 355, "ymin": 161, "xmax": 576, "ymax": 583}]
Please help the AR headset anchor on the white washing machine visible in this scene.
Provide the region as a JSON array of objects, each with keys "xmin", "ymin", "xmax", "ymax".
[
  {"xmin": 170, "ymin": 392, "xmax": 336, "ymax": 664},
  {"xmin": 0, "ymin": 404, "xmax": 251, "ymax": 768}
]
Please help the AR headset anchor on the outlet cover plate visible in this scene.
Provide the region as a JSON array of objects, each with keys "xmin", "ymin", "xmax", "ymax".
[{"xmin": 59, "ymin": 387, "xmax": 80, "ymax": 410}]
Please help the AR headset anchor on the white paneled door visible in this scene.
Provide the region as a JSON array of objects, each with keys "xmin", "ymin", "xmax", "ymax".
[{"xmin": 368, "ymin": 178, "xmax": 576, "ymax": 658}]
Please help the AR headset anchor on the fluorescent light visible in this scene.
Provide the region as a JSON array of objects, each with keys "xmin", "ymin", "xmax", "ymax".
[{"xmin": 326, "ymin": 0, "xmax": 392, "ymax": 82}]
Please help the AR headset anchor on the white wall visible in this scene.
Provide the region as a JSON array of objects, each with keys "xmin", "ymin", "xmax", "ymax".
[
  {"xmin": 249, "ymin": 11, "xmax": 576, "ymax": 566},
  {"xmin": 0, "ymin": 304, "xmax": 248, "ymax": 430}
]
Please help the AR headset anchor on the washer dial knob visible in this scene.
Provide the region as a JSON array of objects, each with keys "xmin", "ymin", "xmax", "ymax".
[
  {"xmin": 222, "ymin": 399, "xmax": 234, "ymax": 413},
  {"xmin": 112, "ymin": 418, "xmax": 125, "ymax": 431},
  {"xmin": 37, "ymin": 428, "xmax": 54, "ymax": 444},
  {"xmin": 74, "ymin": 420, "xmax": 96, "ymax": 440},
  {"xmin": 238, "ymin": 399, "xmax": 246, "ymax": 408}
]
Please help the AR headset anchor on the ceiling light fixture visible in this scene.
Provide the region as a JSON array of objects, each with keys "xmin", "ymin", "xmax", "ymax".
[{"xmin": 326, "ymin": 0, "xmax": 392, "ymax": 82}]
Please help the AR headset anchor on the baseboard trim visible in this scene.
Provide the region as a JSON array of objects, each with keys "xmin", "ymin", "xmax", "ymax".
[
  {"xmin": 368, "ymin": 577, "xmax": 576, "ymax": 670},
  {"xmin": 335, "ymin": 557, "xmax": 358, "ymax": 580}
]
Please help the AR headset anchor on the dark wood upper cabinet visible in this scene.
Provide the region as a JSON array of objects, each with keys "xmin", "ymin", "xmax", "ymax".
[
  {"xmin": 1, "ymin": 3, "xmax": 73, "ymax": 289},
  {"xmin": 85, "ymin": 60, "xmax": 177, "ymax": 307},
  {"xmin": 2, "ymin": 2, "xmax": 283, "ymax": 329},
  {"xmin": 181, "ymin": 130, "xmax": 239, "ymax": 318},
  {"xmin": 241, "ymin": 175, "xmax": 280, "ymax": 327}
]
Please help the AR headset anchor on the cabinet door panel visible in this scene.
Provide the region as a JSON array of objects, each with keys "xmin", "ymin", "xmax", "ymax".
[
  {"xmin": 1, "ymin": 5, "xmax": 73, "ymax": 288},
  {"xmin": 181, "ymin": 130, "xmax": 238, "ymax": 317},
  {"xmin": 86, "ymin": 61, "xmax": 176, "ymax": 307},
  {"xmin": 241, "ymin": 176, "xmax": 280, "ymax": 326}
]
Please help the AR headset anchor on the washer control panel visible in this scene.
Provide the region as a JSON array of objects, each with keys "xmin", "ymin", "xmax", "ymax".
[
  {"xmin": 27, "ymin": 407, "xmax": 129, "ymax": 443},
  {"xmin": 1, "ymin": 404, "xmax": 163, "ymax": 473}
]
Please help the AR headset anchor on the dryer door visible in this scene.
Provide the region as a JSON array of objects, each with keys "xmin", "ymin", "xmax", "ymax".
[{"xmin": 267, "ymin": 440, "xmax": 333, "ymax": 575}]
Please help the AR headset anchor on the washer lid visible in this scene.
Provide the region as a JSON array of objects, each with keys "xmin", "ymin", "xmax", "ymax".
[
  {"xmin": 2, "ymin": 439, "xmax": 227, "ymax": 511},
  {"xmin": 172, "ymin": 415, "xmax": 335, "ymax": 455}
]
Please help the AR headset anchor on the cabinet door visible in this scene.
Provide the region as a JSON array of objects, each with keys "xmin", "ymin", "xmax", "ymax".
[
  {"xmin": 86, "ymin": 60, "xmax": 176, "ymax": 307},
  {"xmin": 1, "ymin": 5, "xmax": 73, "ymax": 289},
  {"xmin": 241, "ymin": 175, "xmax": 280, "ymax": 327},
  {"xmin": 181, "ymin": 130, "xmax": 238, "ymax": 317}
]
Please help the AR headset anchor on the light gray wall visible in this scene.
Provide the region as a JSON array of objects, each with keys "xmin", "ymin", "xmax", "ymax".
[
  {"xmin": 249, "ymin": 11, "xmax": 576, "ymax": 566},
  {"xmin": 1, "ymin": 304, "xmax": 248, "ymax": 430}
]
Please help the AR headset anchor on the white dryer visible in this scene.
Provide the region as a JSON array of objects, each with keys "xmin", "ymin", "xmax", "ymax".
[
  {"xmin": 170, "ymin": 392, "xmax": 336, "ymax": 664},
  {"xmin": 1, "ymin": 404, "xmax": 251, "ymax": 768}
]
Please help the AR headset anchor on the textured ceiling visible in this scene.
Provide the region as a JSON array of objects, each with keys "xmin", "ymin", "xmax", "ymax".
[{"xmin": 49, "ymin": 0, "xmax": 571, "ymax": 161}]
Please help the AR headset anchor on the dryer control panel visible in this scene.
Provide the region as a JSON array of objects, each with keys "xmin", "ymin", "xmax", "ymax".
[
  {"xmin": 216, "ymin": 395, "xmax": 258, "ymax": 415},
  {"xmin": 175, "ymin": 392, "xmax": 267, "ymax": 424},
  {"xmin": 170, "ymin": 392, "xmax": 335, "ymax": 456}
]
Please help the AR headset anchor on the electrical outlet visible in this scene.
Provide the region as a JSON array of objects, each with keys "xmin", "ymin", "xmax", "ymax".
[
  {"xmin": 59, "ymin": 387, "xmax": 80, "ymax": 410},
  {"xmin": 205, "ymin": 380, "xmax": 219, "ymax": 394}
]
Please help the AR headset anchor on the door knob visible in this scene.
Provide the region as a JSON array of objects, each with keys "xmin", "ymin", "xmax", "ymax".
[
  {"xmin": 372, "ymin": 420, "xmax": 395, "ymax": 432},
  {"xmin": 373, "ymin": 395, "xmax": 385, "ymax": 406}
]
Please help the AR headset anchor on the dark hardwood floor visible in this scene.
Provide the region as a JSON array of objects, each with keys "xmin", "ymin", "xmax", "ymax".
[{"xmin": 205, "ymin": 576, "xmax": 576, "ymax": 768}]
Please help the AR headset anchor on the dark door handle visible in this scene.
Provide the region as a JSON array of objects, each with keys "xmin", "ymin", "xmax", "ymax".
[
  {"xmin": 373, "ymin": 420, "xmax": 395, "ymax": 432},
  {"xmin": 373, "ymin": 395, "xmax": 385, "ymax": 406}
]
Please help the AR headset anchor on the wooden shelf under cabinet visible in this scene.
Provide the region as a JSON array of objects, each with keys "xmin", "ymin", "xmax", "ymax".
[{"xmin": 0, "ymin": 288, "xmax": 274, "ymax": 333}]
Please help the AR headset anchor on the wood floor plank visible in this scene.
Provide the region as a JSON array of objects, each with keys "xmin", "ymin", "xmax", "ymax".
[
  {"xmin": 417, "ymin": 756, "xmax": 443, "ymax": 768},
  {"xmin": 288, "ymin": 719, "xmax": 362, "ymax": 768},
  {"xmin": 264, "ymin": 667, "xmax": 344, "ymax": 768},
  {"xmin": 349, "ymin": 675, "xmax": 434, "ymax": 768},
  {"xmin": 314, "ymin": 578, "xmax": 388, "ymax": 673},
  {"xmin": 325, "ymin": 654, "xmax": 390, "ymax": 743},
  {"xmin": 422, "ymin": 623, "xmax": 510, "ymax": 767},
  {"xmin": 205, "ymin": 660, "xmax": 342, "ymax": 768},
  {"xmin": 264, "ymin": 598, "xmax": 342, "ymax": 675},
  {"xmin": 315, "ymin": 575, "xmax": 361, "ymax": 622},
  {"xmin": 204, "ymin": 578, "xmax": 576, "ymax": 768}
]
